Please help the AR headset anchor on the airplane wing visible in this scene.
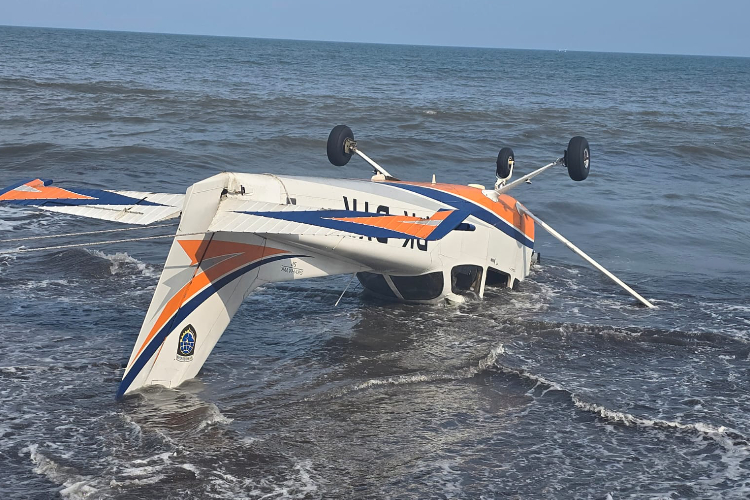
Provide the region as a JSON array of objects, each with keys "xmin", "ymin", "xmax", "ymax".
[
  {"xmin": 1, "ymin": 178, "xmax": 470, "ymax": 239},
  {"xmin": 210, "ymin": 198, "xmax": 472, "ymax": 241},
  {"xmin": 0, "ymin": 178, "xmax": 183, "ymax": 225}
]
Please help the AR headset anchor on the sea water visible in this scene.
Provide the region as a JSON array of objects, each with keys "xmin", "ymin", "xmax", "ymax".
[{"xmin": 1, "ymin": 26, "xmax": 749, "ymax": 499}]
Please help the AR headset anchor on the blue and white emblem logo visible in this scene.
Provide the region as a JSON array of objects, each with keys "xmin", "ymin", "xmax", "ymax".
[{"xmin": 176, "ymin": 324, "xmax": 197, "ymax": 361}]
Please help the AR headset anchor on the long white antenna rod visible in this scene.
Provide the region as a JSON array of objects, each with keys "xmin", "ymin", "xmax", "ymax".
[
  {"xmin": 0, "ymin": 233, "xmax": 202, "ymax": 255},
  {"xmin": 517, "ymin": 203, "xmax": 655, "ymax": 308},
  {"xmin": 0, "ymin": 222, "xmax": 178, "ymax": 243}
]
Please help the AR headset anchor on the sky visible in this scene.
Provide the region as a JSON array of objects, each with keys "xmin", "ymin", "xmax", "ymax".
[{"xmin": 2, "ymin": 0, "xmax": 749, "ymax": 57}]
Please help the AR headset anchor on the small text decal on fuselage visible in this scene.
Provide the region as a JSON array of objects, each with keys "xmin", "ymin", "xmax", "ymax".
[{"xmin": 281, "ymin": 260, "xmax": 304, "ymax": 275}]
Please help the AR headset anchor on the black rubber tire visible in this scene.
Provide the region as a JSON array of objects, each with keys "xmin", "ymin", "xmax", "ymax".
[
  {"xmin": 496, "ymin": 147, "xmax": 515, "ymax": 179},
  {"xmin": 566, "ymin": 136, "xmax": 590, "ymax": 181},
  {"xmin": 327, "ymin": 125, "xmax": 354, "ymax": 166}
]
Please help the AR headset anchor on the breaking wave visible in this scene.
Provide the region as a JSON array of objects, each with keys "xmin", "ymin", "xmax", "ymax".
[
  {"xmin": 88, "ymin": 249, "xmax": 160, "ymax": 279},
  {"xmin": 495, "ymin": 364, "xmax": 750, "ymax": 456},
  {"xmin": 329, "ymin": 344, "xmax": 505, "ymax": 396},
  {"xmin": 196, "ymin": 403, "xmax": 234, "ymax": 431},
  {"xmin": 332, "ymin": 342, "xmax": 750, "ymax": 459},
  {"xmin": 25, "ymin": 444, "xmax": 98, "ymax": 500}
]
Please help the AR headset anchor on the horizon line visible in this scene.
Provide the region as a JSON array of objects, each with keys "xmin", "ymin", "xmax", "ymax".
[{"xmin": 2, "ymin": 23, "xmax": 748, "ymax": 60}]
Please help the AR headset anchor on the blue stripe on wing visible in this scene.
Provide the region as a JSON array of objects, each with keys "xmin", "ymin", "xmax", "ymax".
[
  {"xmin": 237, "ymin": 209, "xmax": 469, "ymax": 241},
  {"xmin": 239, "ymin": 209, "xmax": 415, "ymax": 240},
  {"xmin": 382, "ymin": 183, "xmax": 534, "ymax": 249}
]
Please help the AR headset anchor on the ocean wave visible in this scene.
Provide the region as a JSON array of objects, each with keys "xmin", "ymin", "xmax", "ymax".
[
  {"xmin": 0, "ymin": 77, "xmax": 169, "ymax": 97},
  {"xmin": 0, "ymin": 219, "xmax": 20, "ymax": 231},
  {"xmin": 24, "ymin": 444, "xmax": 99, "ymax": 500},
  {"xmin": 325, "ymin": 339, "xmax": 750, "ymax": 460},
  {"xmin": 254, "ymin": 135, "xmax": 323, "ymax": 150},
  {"xmin": 496, "ymin": 364, "xmax": 750, "ymax": 455},
  {"xmin": 7, "ymin": 247, "xmax": 158, "ymax": 282},
  {"xmin": 196, "ymin": 403, "xmax": 234, "ymax": 431},
  {"xmin": 16, "ymin": 278, "xmax": 72, "ymax": 291},
  {"xmin": 0, "ymin": 361, "xmax": 122, "ymax": 380},
  {"xmin": 671, "ymin": 143, "xmax": 747, "ymax": 161},
  {"xmin": 204, "ymin": 458, "xmax": 322, "ymax": 500},
  {"xmin": 0, "ymin": 142, "xmax": 58, "ymax": 156},
  {"xmin": 330, "ymin": 344, "xmax": 505, "ymax": 396},
  {"xmin": 63, "ymin": 112, "xmax": 154, "ymax": 125},
  {"xmin": 88, "ymin": 250, "xmax": 160, "ymax": 279},
  {"xmin": 108, "ymin": 128, "xmax": 163, "ymax": 137},
  {"xmin": 0, "ymin": 252, "xmax": 18, "ymax": 271}
]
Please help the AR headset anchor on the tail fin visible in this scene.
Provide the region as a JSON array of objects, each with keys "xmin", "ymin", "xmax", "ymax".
[
  {"xmin": 117, "ymin": 233, "xmax": 296, "ymax": 397},
  {"xmin": 117, "ymin": 174, "xmax": 356, "ymax": 397},
  {"xmin": 116, "ymin": 174, "xmax": 288, "ymax": 397}
]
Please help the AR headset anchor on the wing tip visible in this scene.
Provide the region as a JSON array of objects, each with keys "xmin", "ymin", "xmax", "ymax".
[{"xmin": 0, "ymin": 178, "xmax": 52, "ymax": 198}]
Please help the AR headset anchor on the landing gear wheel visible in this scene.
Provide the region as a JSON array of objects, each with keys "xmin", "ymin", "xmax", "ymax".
[
  {"xmin": 565, "ymin": 136, "xmax": 590, "ymax": 181},
  {"xmin": 327, "ymin": 125, "xmax": 354, "ymax": 166},
  {"xmin": 496, "ymin": 147, "xmax": 515, "ymax": 179}
]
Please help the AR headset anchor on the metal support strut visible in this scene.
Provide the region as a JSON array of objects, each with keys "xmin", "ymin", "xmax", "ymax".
[
  {"xmin": 345, "ymin": 138, "xmax": 395, "ymax": 179},
  {"xmin": 517, "ymin": 203, "xmax": 655, "ymax": 309},
  {"xmin": 495, "ymin": 158, "xmax": 564, "ymax": 195}
]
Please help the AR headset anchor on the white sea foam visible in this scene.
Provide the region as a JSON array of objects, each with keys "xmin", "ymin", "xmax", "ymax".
[
  {"xmin": 1, "ymin": 365, "xmax": 52, "ymax": 376},
  {"xmin": 203, "ymin": 458, "xmax": 321, "ymax": 500},
  {"xmin": 25, "ymin": 444, "xmax": 99, "ymax": 500},
  {"xmin": 0, "ymin": 250, "xmax": 18, "ymax": 264},
  {"xmin": 426, "ymin": 459, "xmax": 464, "ymax": 497},
  {"xmin": 109, "ymin": 474, "xmax": 166, "ymax": 488},
  {"xmin": 287, "ymin": 459, "xmax": 319, "ymax": 498},
  {"xmin": 0, "ymin": 206, "xmax": 26, "ymax": 231},
  {"xmin": 129, "ymin": 451, "xmax": 173, "ymax": 467},
  {"xmin": 109, "ymin": 451, "xmax": 173, "ymax": 488},
  {"xmin": 347, "ymin": 344, "xmax": 505, "ymax": 394},
  {"xmin": 253, "ymin": 459, "xmax": 320, "ymax": 499},
  {"xmin": 119, "ymin": 413, "xmax": 143, "ymax": 443},
  {"xmin": 698, "ymin": 300, "xmax": 750, "ymax": 314},
  {"xmin": 89, "ymin": 249, "xmax": 160, "ymax": 278},
  {"xmin": 497, "ymin": 364, "xmax": 750, "ymax": 459},
  {"xmin": 180, "ymin": 463, "xmax": 200, "ymax": 477},
  {"xmin": 196, "ymin": 403, "xmax": 234, "ymax": 431},
  {"xmin": 18, "ymin": 278, "xmax": 70, "ymax": 290},
  {"xmin": 240, "ymin": 435, "xmax": 261, "ymax": 445}
]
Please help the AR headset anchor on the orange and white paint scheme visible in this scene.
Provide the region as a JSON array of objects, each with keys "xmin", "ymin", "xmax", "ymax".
[
  {"xmin": 2, "ymin": 130, "xmax": 653, "ymax": 396},
  {"xmin": 2, "ymin": 167, "xmax": 540, "ymax": 398}
]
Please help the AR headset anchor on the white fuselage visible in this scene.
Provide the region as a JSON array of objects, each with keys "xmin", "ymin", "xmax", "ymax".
[
  {"xmin": 218, "ymin": 173, "xmax": 536, "ymax": 304},
  {"xmin": 113, "ymin": 171, "xmax": 536, "ymax": 396}
]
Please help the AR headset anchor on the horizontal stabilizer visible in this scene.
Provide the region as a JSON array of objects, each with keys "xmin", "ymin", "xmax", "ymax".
[
  {"xmin": 0, "ymin": 178, "xmax": 184, "ymax": 225},
  {"xmin": 209, "ymin": 199, "xmax": 470, "ymax": 241}
]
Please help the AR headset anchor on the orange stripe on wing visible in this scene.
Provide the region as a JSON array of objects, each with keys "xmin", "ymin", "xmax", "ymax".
[
  {"xmin": 0, "ymin": 179, "xmax": 95, "ymax": 201},
  {"xmin": 330, "ymin": 210, "xmax": 453, "ymax": 240},
  {"xmin": 128, "ymin": 240, "xmax": 287, "ymax": 368}
]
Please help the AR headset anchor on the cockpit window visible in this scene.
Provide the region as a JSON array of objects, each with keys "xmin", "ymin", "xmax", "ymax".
[
  {"xmin": 391, "ymin": 272, "xmax": 445, "ymax": 301},
  {"xmin": 357, "ymin": 272, "xmax": 397, "ymax": 299},
  {"xmin": 485, "ymin": 267, "xmax": 510, "ymax": 288},
  {"xmin": 451, "ymin": 265, "xmax": 483, "ymax": 294}
]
